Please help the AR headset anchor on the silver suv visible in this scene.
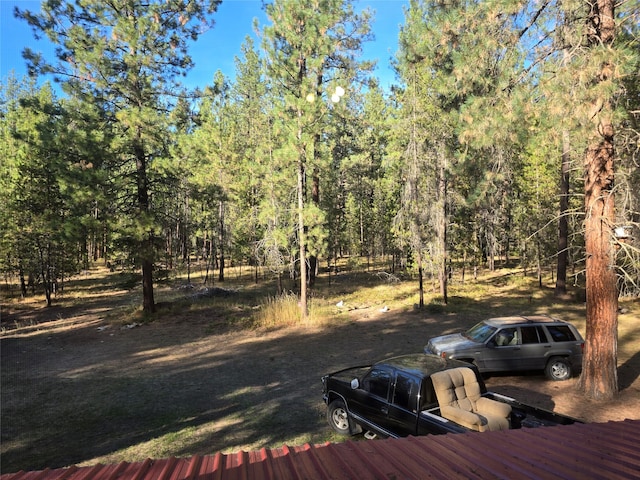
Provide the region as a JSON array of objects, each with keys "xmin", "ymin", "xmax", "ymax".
[{"xmin": 424, "ymin": 316, "xmax": 584, "ymax": 381}]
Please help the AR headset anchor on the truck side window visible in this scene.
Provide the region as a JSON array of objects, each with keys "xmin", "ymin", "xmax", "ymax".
[
  {"xmin": 393, "ymin": 374, "xmax": 419, "ymax": 412},
  {"xmin": 363, "ymin": 368, "xmax": 391, "ymax": 400}
]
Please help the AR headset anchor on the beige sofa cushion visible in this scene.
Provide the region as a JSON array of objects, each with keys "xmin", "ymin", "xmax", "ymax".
[
  {"xmin": 440, "ymin": 405, "xmax": 485, "ymax": 430},
  {"xmin": 476, "ymin": 396, "xmax": 512, "ymax": 418},
  {"xmin": 432, "ymin": 367, "xmax": 511, "ymax": 432}
]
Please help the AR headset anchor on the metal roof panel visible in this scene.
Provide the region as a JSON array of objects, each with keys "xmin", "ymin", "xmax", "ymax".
[{"xmin": 2, "ymin": 419, "xmax": 639, "ymax": 480}]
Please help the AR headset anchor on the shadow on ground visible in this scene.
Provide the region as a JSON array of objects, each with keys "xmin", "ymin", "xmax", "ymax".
[{"xmin": 2, "ymin": 270, "xmax": 638, "ymax": 473}]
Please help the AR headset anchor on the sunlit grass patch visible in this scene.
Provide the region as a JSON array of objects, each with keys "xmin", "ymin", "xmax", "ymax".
[
  {"xmin": 252, "ymin": 291, "xmax": 355, "ymax": 329},
  {"xmin": 79, "ymin": 423, "xmax": 206, "ymax": 467},
  {"xmin": 254, "ymin": 292, "xmax": 303, "ymax": 329}
]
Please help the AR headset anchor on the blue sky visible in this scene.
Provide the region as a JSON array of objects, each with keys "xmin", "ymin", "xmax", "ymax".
[{"xmin": 1, "ymin": 0, "xmax": 408, "ymax": 94}]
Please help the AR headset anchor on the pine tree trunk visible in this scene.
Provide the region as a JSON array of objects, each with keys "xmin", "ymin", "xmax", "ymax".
[
  {"xmin": 19, "ymin": 264, "xmax": 27, "ymax": 298},
  {"xmin": 579, "ymin": 0, "xmax": 618, "ymax": 400},
  {"xmin": 418, "ymin": 264, "xmax": 424, "ymax": 309},
  {"xmin": 308, "ymin": 164, "xmax": 320, "ymax": 288},
  {"xmin": 555, "ymin": 130, "xmax": 570, "ymax": 297},
  {"xmin": 580, "ymin": 130, "xmax": 618, "ymax": 399},
  {"xmin": 38, "ymin": 242, "xmax": 52, "ymax": 307},
  {"xmin": 142, "ymin": 258, "xmax": 155, "ymax": 312},
  {"xmin": 298, "ymin": 155, "xmax": 308, "ymax": 318},
  {"xmin": 218, "ymin": 200, "xmax": 225, "ymax": 282},
  {"xmin": 135, "ymin": 136, "xmax": 155, "ymax": 313},
  {"xmin": 437, "ymin": 153, "xmax": 448, "ymax": 305},
  {"xmin": 296, "ymin": 99, "xmax": 308, "ymax": 317}
]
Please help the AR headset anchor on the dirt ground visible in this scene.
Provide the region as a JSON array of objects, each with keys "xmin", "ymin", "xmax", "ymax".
[{"xmin": 1, "ymin": 285, "xmax": 639, "ymax": 471}]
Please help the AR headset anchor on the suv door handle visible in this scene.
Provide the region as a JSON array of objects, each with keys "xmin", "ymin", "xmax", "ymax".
[{"xmin": 381, "ymin": 406, "xmax": 389, "ymax": 414}]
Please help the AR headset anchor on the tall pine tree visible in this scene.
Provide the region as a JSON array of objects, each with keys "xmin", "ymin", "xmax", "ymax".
[
  {"xmin": 17, "ymin": 0, "xmax": 221, "ymax": 312},
  {"xmin": 261, "ymin": 0, "xmax": 372, "ymax": 316}
]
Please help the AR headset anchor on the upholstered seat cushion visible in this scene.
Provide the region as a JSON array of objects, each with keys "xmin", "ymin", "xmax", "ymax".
[
  {"xmin": 432, "ymin": 367, "xmax": 511, "ymax": 432},
  {"xmin": 476, "ymin": 396, "xmax": 512, "ymax": 418}
]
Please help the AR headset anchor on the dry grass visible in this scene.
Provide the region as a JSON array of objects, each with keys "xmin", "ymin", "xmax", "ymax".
[{"xmin": 254, "ymin": 292, "xmax": 302, "ymax": 328}]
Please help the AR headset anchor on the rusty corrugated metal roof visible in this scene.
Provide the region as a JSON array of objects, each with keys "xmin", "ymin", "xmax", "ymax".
[{"xmin": 3, "ymin": 419, "xmax": 639, "ymax": 480}]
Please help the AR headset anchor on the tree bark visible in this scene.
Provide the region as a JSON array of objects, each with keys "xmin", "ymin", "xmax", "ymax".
[
  {"xmin": 218, "ymin": 200, "xmax": 225, "ymax": 282},
  {"xmin": 579, "ymin": 0, "xmax": 618, "ymax": 400},
  {"xmin": 38, "ymin": 241, "xmax": 52, "ymax": 307},
  {"xmin": 296, "ymin": 101, "xmax": 308, "ymax": 317},
  {"xmin": 135, "ymin": 135, "xmax": 155, "ymax": 313},
  {"xmin": 19, "ymin": 264, "xmax": 27, "ymax": 298},
  {"xmin": 297, "ymin": 154, "xmax": 308, "ymax": 318},
  {"xmin": 555, "ymin": 130, "xmax": 571, "ymax": 297},
  {"xmin": 418, "ymin": 264, "xmax": 424, "ymax": 309},
  {"xmin": 141, "ymin": 256, "xmax": 155, "ymax": 313},
  {"xmin": 308, "ymin": 163, "xmax": 319, "ymax": 288},
  {"xmin": 437, "ymin": 149, "xmax": 448, "ymax": 305},
  {"xmin": 580, "ymin": 128, "xmax": 618, "ymax": 399}
]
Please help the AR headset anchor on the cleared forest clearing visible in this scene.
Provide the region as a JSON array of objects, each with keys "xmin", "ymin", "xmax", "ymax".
[{"xmin": 2, "ymin": 265, "xmax": 639, "ymax": 473}]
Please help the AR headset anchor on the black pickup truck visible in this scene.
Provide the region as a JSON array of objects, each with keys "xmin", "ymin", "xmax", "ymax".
[{"xmin": 321, "ymin": 354, "xmax": 580, "ymax": 438}]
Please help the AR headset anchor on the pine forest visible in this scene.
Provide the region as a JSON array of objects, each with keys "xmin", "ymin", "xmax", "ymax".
[{"xmin": 1, "ymin": 0, "xmax": 639, "ymax": 401}]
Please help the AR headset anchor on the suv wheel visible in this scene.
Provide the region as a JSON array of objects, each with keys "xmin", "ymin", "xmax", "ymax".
[
  {"xmin": 545, "ymin": 357, "xmax": 572, "ymax": 381},
  {"xmin": 327, "ymin": 400, "xmax": 352, "ymax": 435}
]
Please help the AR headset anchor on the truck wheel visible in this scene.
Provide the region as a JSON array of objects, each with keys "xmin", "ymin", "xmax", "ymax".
[
  {"xmin": 545, "ymin": 357, "xmax": 572, "ymax": 381},
  {"xmin": 327, "ymin": 400, "xmax": 352, "ymax": 435}
]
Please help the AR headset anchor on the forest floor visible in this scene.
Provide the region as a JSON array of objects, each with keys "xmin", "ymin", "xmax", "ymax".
[{"xmin": 1, "ymin": 266, "xmax": 639, "ymax": 473}]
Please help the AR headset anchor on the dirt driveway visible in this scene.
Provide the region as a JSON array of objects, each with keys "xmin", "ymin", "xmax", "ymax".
[{"xmin": 2, "ymin": 290, "xmax": 639, "ymax": 472}]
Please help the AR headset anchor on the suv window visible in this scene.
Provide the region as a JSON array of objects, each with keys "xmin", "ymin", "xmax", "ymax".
[
  {"xmin": 363, "ymin": 368, "xmax": 392, "ymax": 399},
  {"xmin": 466, "ymin": 322, "xmax": 497, "ymax": 342},
  {"xmin": 393, "ymin": 373, "xmax": 419, "ymax": 412},
  {"xmin": 546, "ymin": 325, "xmax": 577, "ymax": 342},
  {"xmin": 495, "ymin": 327, "xmax": 517, "ymax": 346},
  {"xmin": 521, "ymin": 326, "xmax": 546, "ymax": 344}
]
